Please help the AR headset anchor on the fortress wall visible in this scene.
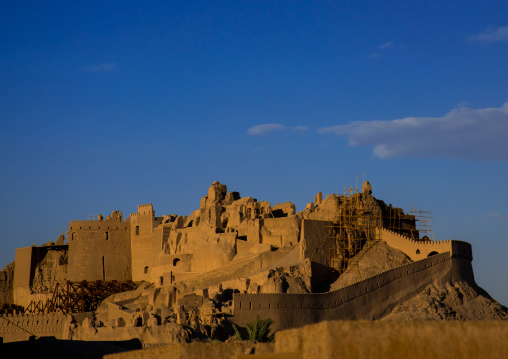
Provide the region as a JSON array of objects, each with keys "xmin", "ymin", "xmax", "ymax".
[
  {"xmin": 300, "ymin": 220, "xmax": 333, "ymax": 267},
  {"xmin": 13, "ymin": 247, "xmax": 34, "ymax": 291},
  {"xmin": 131, "ymin": 205, "xmax": 156, "ymax": 282},
  {"xmin": 12, "ymin": 247, "xmax": 35, "ymax": 306},
  {"xmin": 379, "ymin": 228, "xmax": 472, "ymax": 261},
  {"xmin": 261, "ymin": 217, "xmax": 301, "ymax": 247},
  {"xmin": 233, "ymin": 252, "xmax": 475, "ymax": 330},
  {"xmin": 68, "ymin": 225, "xmax": 131, "ymax": 282},
  {"xmin": 0, "ymin": 312, "xmax": 67, "ymax": 343}
]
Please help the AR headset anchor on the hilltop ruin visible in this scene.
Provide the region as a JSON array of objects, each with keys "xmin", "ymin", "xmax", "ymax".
[{"xmin": 0, "ymin": 180, "xmax": 506, "ymax": 345}]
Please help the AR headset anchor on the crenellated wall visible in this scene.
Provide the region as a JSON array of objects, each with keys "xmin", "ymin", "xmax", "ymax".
[
  {"xmin": 0, "ymin": 312, "xmax": 67, "ymax": 343},
  {"xmin": 378, "ymin": 228, "xmax": 472, "ymax": 261},
  {"xmin": 233, "ymin": 250, "xmax": 476, "ymax": 331},
  {"xmin": 69, "ymin": 221, "xmax": 129, "ymax": 230}
]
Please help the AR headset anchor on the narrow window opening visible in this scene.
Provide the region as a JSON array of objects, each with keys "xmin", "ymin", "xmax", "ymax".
[
  {"xmin": 416, "ymin": 249, "xmax": 420, "ymax": 255},
  {"xmin": 102, "ymin": 256, "xmax": 106, "ymax": 281},
  {"xmin": 144, "ymin": 266, "xmax": 149, "ymax": 274},
  {"xmin": 104, "ymin": 231, "xmax": 109, "ymax": 240},
  {"xmin": 136, "ymin": 226, "xmax": 140, "ymax": 235}
]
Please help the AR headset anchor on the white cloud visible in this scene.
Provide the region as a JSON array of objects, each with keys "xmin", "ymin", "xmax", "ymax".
[
  {"xmin": 370, "ymin": 41, "xmax": 394, "ymax": 58},
  {"xmin": 83, "ymin": 62, "xmax": 117, "ymax": 72},
  {"xmin": 377, "ymin": 42, "xmax": 393, "ymax": 49},
  {"xmin": 293, "ymin": 126, "xmax": 308, "ymax": 133},
  {"xmin": 247, "ymin": 124, "xmax": 308, "ymax": 136},
  {"xmin": 469, "ymin": 25, "xmax": 508, "ymax": 42},
  {"xmin": 318, "ymin": 102, "xmax": 508, "ymax": 161}
]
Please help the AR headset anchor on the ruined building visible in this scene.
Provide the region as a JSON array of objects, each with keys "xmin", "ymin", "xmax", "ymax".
[{"xmin": 1, "ymin": 180, "xmax": 503, "ymax": 345}]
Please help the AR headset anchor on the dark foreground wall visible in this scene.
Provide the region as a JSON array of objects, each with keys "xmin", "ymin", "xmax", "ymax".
[
  {"xmin": 275, "ymin": 320, "xmax": 508, "ymax": 359},
  {"xmin": 2, "ymin": 338, "xmax": 142, "ymax": 359},
  {"xmin": 233, "ymin": 252, "xmax": 476, "ymax": 330}
]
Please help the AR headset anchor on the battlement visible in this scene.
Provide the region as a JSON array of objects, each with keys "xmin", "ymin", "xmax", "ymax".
[
  {"xmin": 138, "ymin": 203, "xmax": 153, "ymax": 208},
  {"xmin": 70, "ymin": 218, "xmax": 125, "ymax": 224},
  {"xmin": 69, "ymin": 210, "xmax": 126, "ymax": 230},
  {"xmin": 378, "ymin": 228, "xmax": 472, "ymax": 261},
  {"xmin": 0, "ymin": 312, "xmax": 65, "ymax": 326},
  {"xmin": 68, "ymin": 220, "xmax": 129, "ymax": 231},
  {"xmin": 0, "ymin": 312, "xmax": 67, "ymax": 342},
  {"xmin": 137, "ymin": 203, "xmax": 154, "ymax": 214}
]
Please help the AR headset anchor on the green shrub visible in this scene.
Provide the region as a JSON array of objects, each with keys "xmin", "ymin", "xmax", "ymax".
[
  {"xmin": 232, "ymin": 321, "xmax": 243, "ymax": 340},
  {"xmin": 232, "ymin": 316, "xmax": 275, "ymax": 342}
]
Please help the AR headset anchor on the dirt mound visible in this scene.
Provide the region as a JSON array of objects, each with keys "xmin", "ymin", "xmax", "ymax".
[
  {"xmin": 329, "ymin": 241, "xmax": 412, "ymax": 291},
  {"xmin": 383, "ymin": 281, "xmax": 508, "ymax": 320}
]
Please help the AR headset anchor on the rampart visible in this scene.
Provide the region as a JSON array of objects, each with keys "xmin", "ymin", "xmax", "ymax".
[
  {"xmin": 69, "ymin": 220, "xmax": 130, "ymax": 231},
  {"xmin": 233, "ymin": 250, "xmax": 476, "ymax": 330},
  {"xmin": 0, "ymin": 312, "xmax": 67, "ymax": 343},
  {"xmin": 379, "ymin": 228, "xmax": 472, "ymax": 261}
]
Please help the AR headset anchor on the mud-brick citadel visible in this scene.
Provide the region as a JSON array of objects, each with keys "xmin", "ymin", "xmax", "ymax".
[{"xmin": 0, "ymin": 180, "xmax": 505, "ymax": 349}]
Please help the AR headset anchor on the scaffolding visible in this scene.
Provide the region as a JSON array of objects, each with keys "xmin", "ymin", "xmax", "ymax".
[
  {"xmin": 327, "ymin": 184, "xmax": 381, "ymax": 274},
  {"xmin": 326, "ymin": 183, "xmax": 433, "ymax": 274},
  {"xmin": 409, "ymin": 207, "xmax": 434, "ymax": 240},
  {"xmin": 24, "ymin": 280, "xmax": 141, "ymax": 314}
]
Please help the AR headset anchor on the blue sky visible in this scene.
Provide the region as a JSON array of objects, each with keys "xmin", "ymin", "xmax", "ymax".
[{"xmin": 1, "ymin": 1, "xmax": 508, "ymax": 304}]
